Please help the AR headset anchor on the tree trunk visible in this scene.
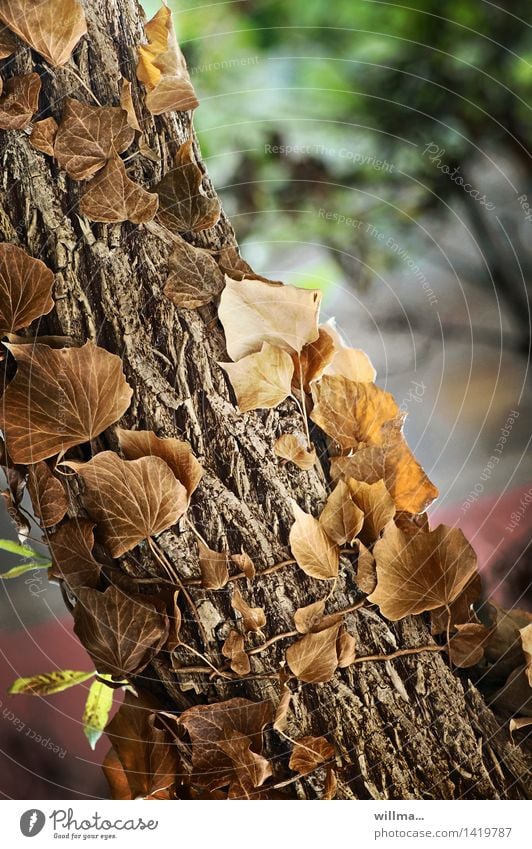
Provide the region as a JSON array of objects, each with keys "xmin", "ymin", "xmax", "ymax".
[{"xmin": 0, "ymin": 0, "xmax": 530, "ymax": 800}]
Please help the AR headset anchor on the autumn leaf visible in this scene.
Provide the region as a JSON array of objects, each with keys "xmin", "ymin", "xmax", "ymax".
[
  {"xmin": 294, "ymin": 599, "xmax": 326, "ymax": 634},
  {"xmin": 48, "ymin": 519, "xmax": 101, "ymax": 591},
  {"xmin": 289, "ymin": 500, "xmax": 339, "ymax": 580},
  {"xmin": 231, "ymin": 550, "xmax": 256, "ymax": 580},
  {"xmin": 274, "ymin": 433, "xmax": 316, "ymax": 470},
  {"xmin": 347, "ymin": 478, "xmax": 395, "ymax": 544},
  {"xmin": 0, "ymin": 0, "xmax": 86, "ymax": 66},
  {"xmin": 0, "ymin": 72, "xmax": 40, "ymax": 130},
  {"xmin": 0, "ymin": 243, "xmax": 54, "ymax": 336},
  {"xmin": 369, "ymin": 523, "xmax": 479, "ymax": 621},
  {"xmin": 116, "ymin": 428, "xmax": 203, "ymax": 501},
  {"xmin": 64, "ymin": 452, "xmax": 188, "ymax": 557},
  {"xmin": 311, "ymin": 375, "xmax": 399, "ymax": 449},
  {"xmin": 232, "ymin": 588, "xmax": 266, "ymax": 632},
  {"xmin": 446, "ymin": 623, "xmax": 493, "ymax": 669},
  {"xmin": 430, "ymin": 573, "xmax": 481, "ymax": 635},
  {"xmin": 29, "ymin": 116, "xmax": 58, "ymax": 156},
  {"xmin": 164, "ymin": 239, "xmax": 224, "ymax": 309},
  {"xmin": 520, "ymin": 624, "xmax": 532, "ymax": 687},
  {"xmin": 54, "ymin": 98, "xmax": 135, "ymax": 180},
  {"xmin": 74, "ymin": 585, "xmax": 169, "ymax": 676},
  {"xmin": 198, "ymin": 540, "xmax": 229, "ymax": 589},
  {"xmin": 80, "ymin": 154, "xmax": 158, "ymax": 224},
  {"xmin": 289, "ymin": 736, "xmax": 334, "ymax": 775},
  {"xmin": 154, "ymin": 138, "xmax": 220, "ymax": 232},
  {"xmin": 0, "ymin": 341, "xmax": 133, "ymax": 464},
  {"xmin": 218, "ymin": 275, "xmax": 321, "ymax": 362},
  {"xmin": 27, "ymin": 462, "xmax": 68, "ymax": 528},
  {"xmin": 222, "ymin": 630, "xmax": 251, "ymax": 676},
  {"xmin": 219, "ymin": 343, "xmax": 294, "ymax": 413},
  {"xmin": 336, "ymin": 629, "xmax": 357, "ymax": 667},
  {"xmin": 273, "ymin": 677, "xmax": 292, "ymax": 732},
  {"xmin": 9, "ymin": 669, "xmax": 94, "ymax": 696},
  {"xmin": 0, "ymin": 25, "xmax": 18, "ymax": 58},
  {"xmin": 319, "ymin": 480, "xmax": 364, "ymax": 546},
  {"xmin": 294, "ymin": 327, "xmax": 336, "ymax": 392},
  {"xmin": 354, "ymin": 540, "xmax": 377, "ymax": 594},
  {"xmin": 321, "ymin": 321, "xmax": 376, "ymax": 383},
  {"xmin": 119, "ymin": 79, "xmax": 142, "ymax": 132},
  {"xmin": 286, "ymin": 622, "xmax": 341, "ymax": 683},
  {"xmin": 83, "ymin": 676, "xmax": 114, "ymax": 749}
]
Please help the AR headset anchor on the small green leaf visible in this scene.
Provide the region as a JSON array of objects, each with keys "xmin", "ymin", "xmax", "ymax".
[
  {"xmin": 0, "ymin": 561, "xmax": 51, "ymax": 579},
  {"xmin": 83, "ymin": 676, "xmax": 115, "ymax": 749},
  {"xmin": 0, "ymin": 539, "xmax": 45, "ymax": 559},
  {"xmin": 9, "ymin": 669, "xmax": 95, "ymax": 696}
]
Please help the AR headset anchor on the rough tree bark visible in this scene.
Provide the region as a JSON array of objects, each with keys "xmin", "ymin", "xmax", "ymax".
[{"xmin": 0, "ymin": 0, "xmax": 530, "ymax": 799}]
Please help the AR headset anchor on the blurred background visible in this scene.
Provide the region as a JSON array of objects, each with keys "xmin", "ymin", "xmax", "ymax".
[{"xmin": 1, "ymin": 0, "xmax": 531, "ymax": 798}]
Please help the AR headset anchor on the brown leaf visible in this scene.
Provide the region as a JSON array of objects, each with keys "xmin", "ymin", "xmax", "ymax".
[
  {"xmin": 430, "ymin": 573, "xmax": 482, "ymax": 635},
  {"xmin": 289, "ymin": 735, "xmax": 334, "ymax": 775},
  {"xmin": 319, "ymin": 480, "xmax": 364, "ymax": 546},
  {"xmin": 232, "ymin": 588, "xmax": 266, "ymax": 632},
  {"xmin": 447, "ymin": 623, "xmax": 493, "ymax": 668},
  {"xmin": 0, "ymin": 242, "xmax": 54, "ymax": 336},
  {"xmin": 369, "ymin": 523, "xmax": 479, "ymax": 621},
  {"xmin": 102, "ymin": 748, "xmax": 132, "ymax": 800},
  {"xmin": 219, "ymin": 343, "xmax": 294, "ymax": 413},
  {"xmin": 222, "ymin": 630, "xmax": 251, "ymax": 676},
  {"xmin": 179, "ymin": 697, "xmax": 273, "ymax": 795},
  {"xmin": 198, "ymin": 540, "xmax": 229, "ymax": 589},
  {"xmin": 0, "ymin": 341, "xmax": 133, "ymax": 464},
  {"xmin": 347, "ymin": 478, "xmax": 395, "ymax": 544},
  {"xmin": 0, "ymin": 0, "xmax": 86, "ymax": 66},
  {"xmin": 219, "ymin": 275, "xmax": 321, "ymax": 362},
  {"xmin": 27, "ymin": 462, "xmax": 68, "ymax": 528},
  {"xmin": 273, "ymin": 678, "xmax": 292, "ymax": 733},
  {"xmin": 55, "ymin": 98, "xmax": 135, "ymax": 180},
  {"xmin": 294, "ymin": 327, "xmax": 336, "ymax": 392},
  {"xmin": 395, "ymin": 510, "xmax": 429, "ymax": 537},
  {"xmin": 274, "ymin": 433, "xmax": 316, "ymax": 470},
  {"xmin": 79, "ymin": 154, "xmax": 158, "ymax": 224},
  {"xmin": 119, "ymin": 79, "xmax": 142, "ymax": 132},
  {"xmin": 64, "ymin": 452, "xmax": 187, "ymax": 557},
  {"xmin": 0, "ymin": 25, "xmax": 18, "ymax": 59},
  {"xmin": 165, "ymin": 590, "xmax": 182, "ymax": 653},
  {"xmin": 154, "ymin": 138, "xmax": 220, "ymax": 232},
  {"xmin": 230, "ymin": 550, "xmax": 256, "ymax": 580},
  {"xmin": 336, "ymin": 629, "xmax": 357, "ymax": 667},
  {"xmin": 509, "ymin": 716, "xmax": 532, "ymax": 735},
  {"xmin": 48, "ymin": 519, "xmax": 101, "ymax": 591},
  {"xmin": 323, "ymin": 765, "xmax": 338, "ymax": 799},
  {"xmin": 355, "ymin": 540, "xmax": 377, "ymax": 594},
  {"xmin": 289, "ymin": 500, "xmax": 339, "ymax": 580},
  {"xmin": 0, "ymin": 72, "xmax": 40, "ymax": 130},
  {"xmin": 29, "ymin": 116, "xmax": 57, "ymax": 155},
  {"xmin": 216, "ymin": 245, "xmax": 256, "ymax": 280},
  {"xmin": 311, "ymin": 375, "xmax": 399, "ymax": 449},
  {"xmin": 116, "ymin": 428, "xmax": 203, "ymax": 501},
  {"xmin": 321, "ymin": 320, "xmax": 376, "ymax": 382},
  {"xmin": 286, "ymin": 622, "xmax": 341, "ymax": 683},
  {"xmin": 164, "ymin": 238, "xmax": 224, "ymax": 309},
  {"xmin": 520, "ymin": 624, "xmax": 532, "ymax": 687},
  {"xmin": 294, "ymin": 599, "xmax": 326, "ymax": 634}
]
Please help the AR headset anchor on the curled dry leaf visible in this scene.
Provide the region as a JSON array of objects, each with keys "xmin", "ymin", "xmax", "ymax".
[
  {"xmin": 219, "ymin": 276, "xmax": 321, "ymax": 362},
  {"xmin": 219, "ymin": 343, "xmax": 294, "ymax": 413},
  {"xmin": 0, "ymin": 0, "xmax": 86, "ymax": 66},
  {"xmin": 54, "ymin": 98, "xmax": 135, "ymax": 180},
  {"xmin": 29, "ymin": 116, "xmax": 58, "ymax": 156},
  {"xmin": 154, "ymin": 138, "xmax": 220, "ymax": 232},
  {"xmin": 27, "ymin": 461, "xmax": 68, "ymax": 528},
  {"xmin": 231, "ymin": 588, "xmax": 266, "ymax": 632},
  {"xmin": 217, "ymin": 245, "xmax": 256, "ymax": 281},
  {"xmin": 0, "ymin": 72, "xmax": 40, "ymax": 130},
  {"xmin": 64, "ymin": 452, "xmax": 188, "ymax": 557},
  {"xmin": 80, "ymin": 154, "xmax": 158, "ymax": 224},
  {"xmin": 354, "ymin": 540, "xmax": 377, "ymax": 594},
  {"xmin": 273, "ymin": 678, "xmax": 292, "ymax": 733},
  {"xmin": 164, "ymin": 238, "xmax": 224, "ymax": 309},
  {"xmin": 311, "ymin": 375, "xmax": 399, "ymax": 450},
  {"xmin": 347, "ymin": 478, "xmax": 395, "ymax": 545},
  {"xmin": 447, "ymin": 623, "xmax": 493, "ymax": 668},
  {"xmin": 430, "ymin": 573, "xmax": 482, "ymax": 635},
  {"xmin": 520, "ymin": 624, "xmax": 532, "ymax": 687},
  {"xmin": 231, "ymin": 550, "xmax": 256, "ymax": 580},
  {"xmin": 294, "ymin": 327, "xmax": 336, "ymax": 392},
  {"xmin": 0, "ymin": 242, "xmax": 54, "ymax": 336},
  {"xmin": 336, "ymin": 629, "xmax": 357, "ymax": 668},
  {"xmin": 395, "ymin": 510, "xmax": 429, "ymax": 537},
  {"xmin": 289, "ymin": 500, "xmax": 339, "ymax": 580},
  {"xmin": 324, "ymin": 766, "xmax": 338, "ymax": 799},
  {"xmin": 0, "ymin": 341, "xmax": 133, "ymax": 464},
  {"xmin": 0, "ymin": 25, "xmax": 18, "ymax": 58},
  {"xmin": 198, "ymin": 540, "xmax": 229, "ymax": 590},
  {"xmin": 274, "ymin": 433, "xmax": 316, "ymax": 471},
  {"xmin": 294, "ymin": 599, "xmax": 326, "ymax": 634},
  {"xmin": 74, "ymin": 585, "xmax": 169, "ymax": 676},
  {"xmin": 116, "ymin": 427, "xmax": 203, "ymax": 501},
  {"xmin": 509, "ymin": 716, "xmax": 532, "ymax": 735},
  {"xmin": 286, "ymin": 622, "xmax": 341, "ymax": 683},
  {"xmin": 222, "ymin": 630, "xmax": 251, "ymax": 676},
  {"xmin": 165, "ymin": 590, "xmax": 182, "ymax": 653},
  {"xmin": 321, "ymin": 319, "xmax": 376, "ymax": 383},
  {"xmin": 369, "ymin": 523, "xmax": 479, "ymax": 621},
  {"xmin": 319, "ymin": 479, "xmax": 364, "ymax": 546},
  {"xmin": 289, "ymin": 735, "xmax": 334, "ymax": 775},
  {"xmin": 119, "ymin": 79, "xmax": 142, "ymax": 132},
  {"xmin": 48, "ymin": 519, "xmax": 101, "ymax": 591}
]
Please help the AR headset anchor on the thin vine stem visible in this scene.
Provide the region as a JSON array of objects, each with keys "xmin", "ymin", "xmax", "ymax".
[{"xmin": 63, "ymin": 65, "xmax": 102, "ymax": 106}]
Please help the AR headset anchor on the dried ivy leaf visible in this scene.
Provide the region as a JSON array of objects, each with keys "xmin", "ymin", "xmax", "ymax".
[
  {"xmin": 289, "ymin": 736, "xmax": 334, "ymax": 775},
  {"xmin": 136, "ymin": 3, "xmax": 198, "ymax": 116},
  {"xmin": 48, "ymin": 519, "xmax": 101, "ymax": 591},
  {"xmin": 336, "ymin": 629, "xmax": 357, "ymax": 667},
  {"xmin": 9, "ymin": 669, "xmax": 94, "ymax": 696},
  {"xmin": 102, "ymin": 749, "xmax": 132, "ymax": 800},
  {"xmin": 0, "ymin": 0, "xmax": 86, "ymax": 66},
  {"xmin": 27, "ymin": 462, "xmax": 68, "ymax": 528},
  {"xmin": 294, "ymin": 599, "xmax": 326, "ymax": 634},
  {"xmin": 198, "ymin": 540, "xmax": 229, "ymax": 589},
  {"xmin": 395, "ymin": 510, "xmax": 429, "ymax": 537},
  {"xmin": 520, "ymin": 624, "xmax": 532, "ymax": 686},
  {"xmin": 347, "ymin": 478, "xmax": 395, "ymax": 545},
  {"xmin": 447, "ymin": 623, "xmax": 492, "ymax": 668},
  {"xmin": 79, "ymin": 154, "xmax": 158, "ymax": 224},
  {"xmin": 319, "ymin": 480, "xmax": 364, "ymax": 546},
  {"xmin": 116, "ymin": 428, "xmax": 203, "ymax": 501},
  {"xmin": 219, "ymin": 276, "xmax": 321, "ymax": 362},
  {"xmin": 165, "ymin": 590, "xmax": 182, "ymax": 653},
  {"xmin": 0, "ymin": 242, "xmax": 54, "ymax": 336},
  {"xmin": 179, "ymin": 697, "xmax": 273, "ymax": 795},
  {"xmin": 430, "ymin": 573, "xmax": 482, "ymax": 635},
  {"xmin": 232, "ymin": 588, "xmax": 266, "ymax": 632},
  {"xmin": 74, "ymin": 585, "xmax": 169, "ymax": 676},
  {"xmin": 286, "ymin": 623, "xmax": 341, "ymax": 683},
  {"xmin": 119, "ymin": 79, "xmax": 142, "ymax": 132},
  {"xmin": 311, "ymin": 376, "xmax": 399, "ymax": 449},
  {"xmin": 220, "ymin": 343, "xmax": 294, "ymax": 413},
  {"xmin": 324, "ymin": 766, "xmax": 338, "ymax": 799},
  {"xmin": 64, "ymin": 453, "xmax": 187, "ymax": 557},
  {"xmin": 0, "ymin": 341, "xmax": 133, "ymax": 464},
  {"xmin": 294, "ymin": 327, "xmax": 336, "ymax": 392},
  {"xmin": 222, "ymin": 630, "xmax": 251, "ymax": 676},
  {"xmin": 274, "ymin": 433, "xmax": 316, "ymax": 470},
  {"xmin": 509, "ymin": 717, "xmax": 532, "ymax": 735},
  {"xmin": 273, "ymin": 677, "xmax": 292, "ymax": 732},
  {"xmin": 29, "ymin": 116, "xmax": 57, "ymax": 155},
  {"xmin": 154, "ymin": 139, "xmax": 220, "ymax": 232},
  {"xmin": 164, "ymin": 239, "xmax": 224, "ymax": 309},
  {"xmin": 0, "ymin": 25, "xmax": 18, "ymax": 58},
  {"xmin": 289, "ymin": 500, "xmax": 339, "ymax": 580},
  {"xmin": 55, "ymin": 98, "xmax": 135, "ymax": 180},
  {"xmin": 369, "ymin": 523, "xmax": 478, "ymax": 621},
  {"xmin": 231, "ymin": 550, "xmax": 256, "ymax": 580},
  {"xmin": 0, "ymin": 72, "xmax": 40, "ymax": 130},
  {"xmin": 355, "ymin": 540, "xmax": 377, "ymax": 594}
]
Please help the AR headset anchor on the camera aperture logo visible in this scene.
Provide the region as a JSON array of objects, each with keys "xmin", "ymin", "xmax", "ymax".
[{"xmin": 20, "ymin": 810, "xmax": 46, "ymax": 837}]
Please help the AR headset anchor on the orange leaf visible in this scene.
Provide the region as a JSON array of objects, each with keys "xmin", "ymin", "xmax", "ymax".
[
  {"xmin": 319, "ymin": 479, "xmax": 364, "ymax": 546},
  {"xmin": 0, "ymin": 243, "xmax": 54, "ymax": 335},
  {"xmin": 347, "ymin": 478, "xmax": 395, "ymax": 544},
  {"xmin": 289, "ymin": 500, "xmax": 339, "ymax": 580},
  {"xmin": 311, "ymin": 375, "xmax": 399, "ymax": 449},
  {"xmin": 0, "ymin": 0, "xmax": 86, "ymax": 66}
]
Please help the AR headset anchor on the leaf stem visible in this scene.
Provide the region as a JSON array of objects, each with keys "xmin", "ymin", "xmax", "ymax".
[
  {"xmin": 291, "ymin": 361, "xmax": 312, "ymax": 451},
  {"xmin": 63, "ymin": 65, "xmax": 102, "ymax": 106}
]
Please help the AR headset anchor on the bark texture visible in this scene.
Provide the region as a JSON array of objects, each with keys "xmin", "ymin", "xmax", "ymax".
[{"xmin": 0, "ymin": 0, "xmax": 530, "ymax": 799}]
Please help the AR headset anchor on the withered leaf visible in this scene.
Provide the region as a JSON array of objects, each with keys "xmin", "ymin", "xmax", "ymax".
[
  {"xmin": 274, "ymin": 433, "xmax": 316, "ymax": 470},
  {"xmin": 286, "ymin": 622, "xmax": 341, "ymax": 683},
  {"xmin": 0, "ymin": 0, "xmax": 86, "ymax": 66},
  {"xmin": 289, "ymin": 500, "xmax": 339, "ymax": 580},
  {"xmin": 430, "ymin": 573, "xmax": 482, "ymax": 635},
  {"xmin": 79, "ymin": 154, "xmax": 158, "ymax": 224},
  {"xmin": 447, "ymin": 623, "xmax": 492, "ymax": 668},
  {"xmin": 222, "ymin": 630, "xmax": 251, "ymax": 676},
  {"xmin": 319, "ymin": 480, "xmax": 364, "ymax": 546},
  {"xmin": 231, "ymin": 550, "xmax": 256, "ymax": 580},
  {"xmin": 0, "ymin": 242, "xmax": 54, "ymax": 336},
  {"xmin": 0, "ymin": 72, "xmax": 40, "ymax": 130},
  {"xmin": 74, "ymin": 585, "xmax": 169, "ymax": 676},
  {"xmin": 232, "ymin": 588, "xmax": 266, "ymax": 632},
  {"xmin": 116, "ymin": 428, "xmax": 203, "ymax": 501},
  {"xmin": 324, "ymin": 766, "xmax": 338, "ymax": 799},
  {"xmin": 102, "ymin": 749, "xmax": 133, "ymax": 801},
  {"xmin": 273, "ymin": 678, "xmax": 292, "ymax": 732},
  {"xmin": 154, "ymin": 139, "xmax": 220, "ymax": 232},
  {"xmin": 55, "ymin": 98, "xmax": 135, "ymax": 180},
  {"xmin": 347, "ymin": 478, "xmax": 395, "ymax": 545},
  {"xmin": 369, "ymin": 523, "xmax": 478, "ymax": 621},
  {"xmin": 0, "ymin": 25, "xmax": 18, "ymax": 59},
  {"xmin": 27, "ymin": 462, "xmax": 68, "ymax": 528},
  {"xmin": 198, "ymin": 540, "xmax": 229, "ymax": 589},
  {"xmin": 29, "ymin": 116, "xmax": 57, "ymax": 155},
  {"xmin": 509, "ymin": 716, "xmax": 532, "ymax": 735},
  {"xmin": 219, "ymin": 275, "xmax": 321, "ymax": 362},
  {"xmin": 164, "ymin": 239, "xmax": 224, "ymax": 309},
  {"xmin": 289, "ymin": 735, "xmax": 334, "ymax": 775},
  {"xmin": 321, "ymin": 320, "xmax": 376, "ymax": 383},
  {"xmin": 179, "ymin": 697, "xmax": 273, "ymax": 795},
  {"xmin": 165, "ymin": 590, "xmax": 182, "ymax": 653},
  {"xmin": 220, "ymin": 343, "xmax": 294, "ymax": 413},
  {"xmin": 395, "ymin": 510, "xmax": 429, "ymax": 537},
  {"xmin": 48, "ymin": 519, "xmax": 101, "ymax": 591},
  {"xmin": 294, "ymin": 599, "xmax": 326, "ymax": 634},
  {"xmin": 294, "ymin": 327, "xmax": 336, "ymax": 392},
  {"xmin": 216, "ymin": 245, "xmax": 256, "ymax": 281},
  {"xmin": 0, "ymin": 341, "xmax": 133, "ymax": 464},
  {"xmin": 337, "ymin": 629, "xmax": 357, "ymax": 667},
  {"xmin": 355, "ymin": 540, "xmax": 377, "ymax": 594},
  {"xmin": 119, "ymin": 79, "xmax": 142, "ymax": 132},
  {"xmin": 520, "ymin": 624, "xmax": 532, "ymax": 687},
  {"xmin": 311, "ymin": 375, "xmax": 398, "ymax": 449},
  {"xmin": 64, "ymin": 452, "xmax": 187, "ymax": 557}
]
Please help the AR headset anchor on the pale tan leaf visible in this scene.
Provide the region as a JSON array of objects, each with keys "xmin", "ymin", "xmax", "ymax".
[
  {"xmin": 29, "ymin": 116, "xmax": 57, "ymax": 155},
  {"xmin": 0, "ymin": 0, "xmax": 86, "ymax": 66},
  {"xmin": 324, "ymin": 766, "xmax": 338, "ymax": 799},
  {"xmin": 232, "ymin": 588, "xmax": 266, "ymax": 632},
  {"xmin": 319, "ymin": 480, "xmax": 364, "ymax": 545},
  {"xmin": 0, "ymin": 72, "xmax": 40, "ymax": 130},
  {"xmin": 289, "ymin": 500, "xmax": 339, "ymax": 580},
  {"xmin": 294, "ymin": 599, "xmax": 326, "ymax": 634},
  {"xmin": 311, "ymin": 375, "xmax": 399, "ymax": 449},
  {"xmin": 230, "ymin": 550, "xmax": 256, "ymax": 580},
  {"xmin": 116, "ymin": 428, "xmax": 203, "ymax": 500},
  {"xmin": 219, "ymin": 343, "xmax": 294, "ymax": 413},
  {"xmin": 289, "ymin": 735, "xmax": 334, "ymax": 775},
  {"xmin": 79, "ymin": 154, "xmax": 158, "ymax": 224},
  {"xmin": 354, "ymin": 540, "xmax": 377, "ymax": 594},
  {"xmin": 509, "ymin": 716, "xmax": 532, "ymax": 735},
  {"xmin": 154, "ymin": 138, "xmax": 220, "ymax": 232},
  {"xmin": 285, "ymin": 623, "xmax": 341, "ymax": 683},
  {"xmin": 0, "ymin": 243, "xmax": 54, "ymax": 335},
  {"xmin": 447, "ymin": 623, "xmax": 492, "ymax": 668},
  {"xmin": 119, "ymin": 79, "xmax": 142, "ymax": 132},
  {"xmin": 164, "ymin": 238, "xmax": 224, "ymax": 309},
  {"xmin": 336, "ymin": 629, "xmax": 356, "ymax": 667},
  {"xmin": 55, "ymin": 98, "xmax": 135, "ymax": 180},
  {"xmin": 27, "ymin": 462, "xmax": 68, "ymax": 528},
  {"xmin": 347, "ymin": 478, "xmax": 395, "ymax": 544},
  {"xmin": 273, "ymin": 681, "xmax": 292, "ymax": 733},
  {"xmin": 198, "ymin": 541, "xmax": 229, "ymax": 589},
  {"xmin": 274, "ymin": 433, "xmax": 316, "ymax": 470},
  {"xmin": 321, "ymin": 319, "xmax": 376, "ymax": 382}
]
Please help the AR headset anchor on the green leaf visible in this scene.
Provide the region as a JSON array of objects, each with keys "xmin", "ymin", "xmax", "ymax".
[
  {"xmin": 0, "ymin": 561, "xmax": 51, "ymax": 579},
  {"xmin": 82, "ymin": 676, "xmax": 115, "ymax": 749},
  {"xmin": 9, "ymin": 670, "xmax": 95, "ymax": 697},
  {"xmin": 0, "ymin": 539, "xmax": 46, "ymax": 559}
]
